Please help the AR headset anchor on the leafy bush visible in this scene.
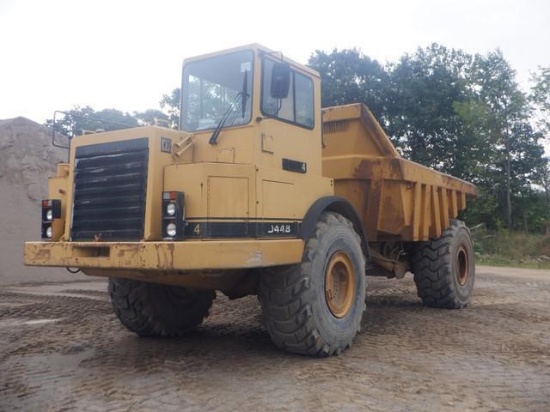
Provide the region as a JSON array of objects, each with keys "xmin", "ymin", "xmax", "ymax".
[{"xmin": 471, "ymin": 224, "xmax": 550, "ymax": 268}]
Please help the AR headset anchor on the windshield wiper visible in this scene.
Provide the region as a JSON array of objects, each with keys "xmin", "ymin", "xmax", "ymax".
[
  {"xmin": 208, "ymin": 91, "xmax": 243, "ymax": 145},
  {"xmin": 209, "ymin": 70, "xmax": 249, "ymax": 145}
]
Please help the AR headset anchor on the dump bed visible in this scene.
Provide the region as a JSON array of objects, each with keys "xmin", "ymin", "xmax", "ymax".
[{"xmin": 322, "ymin": 104, "xmax": 477, "ymax": 243}]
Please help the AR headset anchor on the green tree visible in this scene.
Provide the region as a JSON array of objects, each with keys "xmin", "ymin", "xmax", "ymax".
[
  {"xmin": 466, "ymin": 51, "xmax": 546, "ymax": 229},
  {"xmin": 529, "ymin": 67, "xmax": 550, "ymax": 217},
  {"xmin": 530, "ymin": 66, "xmax": 550, "ymax": 134},
  {"xmin": 384, "ymin": 44, "xmax": 475, "ymax": 175},
  {"xmin": 455, "ymin": 50, "xmax": 546, "ymax": 229},
  {"xmin": 47, "ymin": 106, "xmax": 139, "ymax": 139},
  {"xmin": 308, "ymin": 49, "xmax": 388, "ymax": 120},
  {"xmin": 48, "ymin": 87, "xmax": 181, "ymax": 137},
  {"xmin": 308, "ymin": 43, "xmax": 548, "ymax": 231},
  {"xmin": 160, "ymin": 88, "xmax": 181, "ymax": 126},
  {"xmin": 134, "ymin": 109, "xmax": 170, "ymax": 127}
]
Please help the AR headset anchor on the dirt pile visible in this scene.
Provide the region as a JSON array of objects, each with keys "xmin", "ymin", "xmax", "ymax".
[{"xmin": 0, "ymin": 117, "xmax": 86, "ymax": 284}]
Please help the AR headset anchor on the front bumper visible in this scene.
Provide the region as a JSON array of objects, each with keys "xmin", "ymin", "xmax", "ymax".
[{"xmin": 24, "ymin": 239, "xmax": 305, "ymax": 271}]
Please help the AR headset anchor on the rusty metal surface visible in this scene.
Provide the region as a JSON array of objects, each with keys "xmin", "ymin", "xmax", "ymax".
[
  {"xmin": 24, "ymin": 239, "xmax": 305, "ymax": 274},
  {"xmin": 322, "ymin": 103, "xmax": 478, "ymax": 242}
]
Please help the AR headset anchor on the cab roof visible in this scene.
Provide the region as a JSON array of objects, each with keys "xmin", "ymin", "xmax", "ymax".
[{"xmin": 182, "ymin": 43, "xmax": 320, "ymax": 78}]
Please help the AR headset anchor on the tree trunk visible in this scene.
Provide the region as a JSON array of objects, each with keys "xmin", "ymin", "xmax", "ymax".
[{"xmin": 505, "ymin": 125, "xmax": 512, "ymax": 229}]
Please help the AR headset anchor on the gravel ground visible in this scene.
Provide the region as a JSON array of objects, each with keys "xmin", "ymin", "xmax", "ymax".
[{"xmin": 0, "ymin": 266, "xmax": 548, "ymax": 412}]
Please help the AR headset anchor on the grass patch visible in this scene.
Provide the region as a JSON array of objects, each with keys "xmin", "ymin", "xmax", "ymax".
[{"xmin": 471, "ymin": 226, "xmax": 550, "ymax": 269}]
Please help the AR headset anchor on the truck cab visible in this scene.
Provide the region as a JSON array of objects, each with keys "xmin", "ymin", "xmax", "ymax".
[
  {"xmin": 27, "ymin": 44, "xmax": 334, "ymax": 272},
  {"xmin": 172, "ymin": 44, "xmax": 332, "ymax": 241}
]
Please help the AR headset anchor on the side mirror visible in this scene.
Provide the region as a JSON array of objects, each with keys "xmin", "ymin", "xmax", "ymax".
[{"xmin": 271, "ymin": 62, "xmax": 290, "ymax": 99}]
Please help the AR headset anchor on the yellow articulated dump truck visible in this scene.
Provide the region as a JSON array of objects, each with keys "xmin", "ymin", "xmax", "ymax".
[{"xmin": 25, "ymin": 44, "xmax": 477, "ymax": 356}]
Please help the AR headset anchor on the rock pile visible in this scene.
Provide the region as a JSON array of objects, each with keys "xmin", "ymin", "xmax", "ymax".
[{"xmin": 0, "ymin": 117, "xmax": 85, "ymax": 284}]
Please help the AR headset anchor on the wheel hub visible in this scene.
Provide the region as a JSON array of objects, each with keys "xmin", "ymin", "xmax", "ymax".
[
  {"xmin": 325, "ymin": 251, "xmax": 355, "ymax": 318},
  {"xmin": 456, "ymin": 246, "xmax": 469, "ymax": 286}
]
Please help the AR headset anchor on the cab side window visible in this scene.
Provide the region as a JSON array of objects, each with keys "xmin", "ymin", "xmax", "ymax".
[{"xmin": 261, "ymin": 59, "xmax": 314, "ymax": 129}]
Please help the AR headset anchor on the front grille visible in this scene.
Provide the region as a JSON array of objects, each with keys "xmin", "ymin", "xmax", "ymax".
[{"xmin": 71, "ymin": 138, "xmax": 149, "ymax": 241}]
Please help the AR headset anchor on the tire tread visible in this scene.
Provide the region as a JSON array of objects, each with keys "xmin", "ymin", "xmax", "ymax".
[
  {"xmin": 412, "ymin": 219, "xmax": 473, "ymax": 309},
  {"xmin": 259, "ymin": 212, "xmax": 365, "ymax": 356},
  {"xmin": 109, "ymin": 279, "xmax": 215, "ymax": 337}
]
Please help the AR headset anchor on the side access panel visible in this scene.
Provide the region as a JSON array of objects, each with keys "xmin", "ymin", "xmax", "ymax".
[{"xmin": 164, "ymin": 163, "xmax": 256, "ymax": 238}]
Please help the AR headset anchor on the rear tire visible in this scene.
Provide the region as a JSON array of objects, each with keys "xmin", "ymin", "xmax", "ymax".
[
  {"xmin": 109, "ymin": 278, "xmax": 215, "ymax": 337},
  {"xmin": 259, "ymin": 212, "xmax": 366, "ymax": 356},
  {"xmin": 412, "ymin": 219, "xmax": 475, "ymax": 309}
]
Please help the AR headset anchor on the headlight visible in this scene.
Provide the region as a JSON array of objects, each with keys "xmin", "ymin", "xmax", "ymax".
[
  {"xmin": 166, "ymin": 223, "xmax": 177, "ymax": 237},
  {"xmin": 42, "ymin": 199, "xmax": 61, "ymax": 240},
  {"xmin": 162, "ymin": 191, "xmax": 185, "ymax": 239},
  {"xmin": 166, "ymin": 202, "xmax": 176, "ymax": 216}
]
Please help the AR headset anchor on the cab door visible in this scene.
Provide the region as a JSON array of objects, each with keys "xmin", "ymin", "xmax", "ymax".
[{"xmin": 255, "ymin": 56, "xmax": 330, "ymax": 234}]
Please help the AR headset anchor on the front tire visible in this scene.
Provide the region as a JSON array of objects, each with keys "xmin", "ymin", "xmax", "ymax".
[
  {"xmin": 412, "ymin": 219, "xmax": 475, "ymax": 309},
  {"xmin": 259, "ymin": 212, "xmax": 366, "ymax": 356},
  {"xmin": 109, "ymin": 278, "xmax": 215, "ymax": 337}
]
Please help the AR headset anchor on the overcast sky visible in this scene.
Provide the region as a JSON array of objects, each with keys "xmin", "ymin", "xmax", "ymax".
[{"xmin": 0, "ymin": 0, "xmax": 549, "ymax": 123}]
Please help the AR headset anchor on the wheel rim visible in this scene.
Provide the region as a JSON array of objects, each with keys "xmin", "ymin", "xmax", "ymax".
[
  {"xmin": 456, "ymin": 246, "xmax": 469, "ymax": 286},
  {"xmin": 325, "ymin": 251, "xmax": 355, "ymax": 318}
]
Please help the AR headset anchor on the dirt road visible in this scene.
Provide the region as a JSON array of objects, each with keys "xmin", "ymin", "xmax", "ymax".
[{"xmin": 1, "ymin": 266, "xmax": 548, "ymax": 411}]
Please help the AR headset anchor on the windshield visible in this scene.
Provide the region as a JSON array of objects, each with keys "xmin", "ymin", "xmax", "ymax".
[{"xmin": 181, "ymin": 50, "xmax": 253, "ymax": 132}]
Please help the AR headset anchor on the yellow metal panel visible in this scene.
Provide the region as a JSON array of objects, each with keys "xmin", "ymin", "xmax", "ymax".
[
  {"xmin": 164, "ymin": 163, "xmax": 206, "ymax": 219},
  {"xmin": 458, "ymin": 191, "xmax": 467, "ymax": 211},
  {"xmin": 56, "ymin": 163, "xmax": 69, "ymax": 178},
  {"xmin": 257, "ymin": 168, "xmax": 333, "ymax": 221},
  {"xmin": 261, "ymin": 133, "xmax": 275, "ymax": 154},
  {"xmin": 377, "ymin": 181, "xmax": 407, "ymax": 237},
  {"xmin": 82, "ymin": 268, "xmax": 250, "ymax": 291},
  {"xmin": 412, "ymin": 183, "xmax": 422, "ymax": 240},
  {"xmin": 333, "ymin": 179, "xmax": 374, "ymax": 238},
  {"xmin": 144, "ymin": 130, "xmax": 184, "ymax": 240},
  {"xmin": 217, "ymin": 147, "xmax": 235, "ymax": 163},
  {"xmin": 208, "ymin": 176, "xmax": 249, "ymax": 218},
  {"xmin": 323, "ymin": 104, "xmax": 399, "ymax": 158},
  {"xmin": 165, "ymin": 163, "xmax": 256, "ymax": 221},
  {"xmin": 47, "ymin": 174, "xmax": 69, "ymax": 241},
  {"xmin": 322, "ymin": 103, "xmax": 477, "ymax": 242},
  {"xmin": 440, "ymin": 188, "xmax": 450, "ymax": 230},
  {"xmin": 450, "ymin": 190, "xmax": 458, "ymax": 218},
  {"xmin": 421, "ymin": 184, "xmax": 431, "ymax": 240},
  {"xmin": 431, "ymin": 186, "xmax": 441, "ymax": 238},
  {"xmin": 262, "ymin": 180, "xmax": 295, "ymax": 218},
  {"xmin": 24, "ymin": 239, "xmax": 305, "ymax": 271},
  {"xmin": 258, "ymin": 118, "xmax": 323, "ymax": 176}
]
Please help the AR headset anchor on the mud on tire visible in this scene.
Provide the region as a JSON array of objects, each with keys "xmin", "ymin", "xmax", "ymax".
[
  {"xmin": 259, "ymin": 212, "xmax": 366, "ymax": 357},
  {"xmin": 108, "ymin": 278, "xmax": 215, "ymax": 337},
  {"xmin": 412, "ymin": 219, "xmax": 475, "ymax": 309}
]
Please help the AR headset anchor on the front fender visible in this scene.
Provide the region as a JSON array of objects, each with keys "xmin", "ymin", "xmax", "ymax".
[{"xmin": 300, "ymin": 196, "xmax": 369, "ymax": 261}]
